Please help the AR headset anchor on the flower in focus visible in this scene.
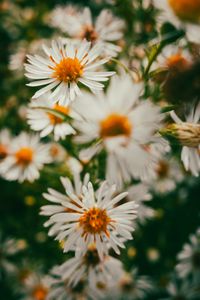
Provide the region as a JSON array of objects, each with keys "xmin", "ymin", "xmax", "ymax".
[
  {"xmin": 170, "ymin": 103, "xmax": 200, "ymax": 176},
  {"xmin": 27, "ymin": 94, "xmax": 78, "ymax": 141},
  {"xmin": 0, "ymin": 132, "xmax": 52, "ymax": 182},
  {"xmin": 153, "ymin": 0, "xmax": 200, "ymax": 43},
  {"xmin": 25, "ymin": 39, "xmax": 115, "ymax": 105},
  {"xmin": 0, "ymin": 129, "xmax": 11, "ymax": 161},
  {"xmin": 41, "ymin": 177, "xmax": 137, "ymax": 259},
  {"xmin": 176, "ymin": 228, "xmax": 200, "ymax": 281},
  {"xmin": 50, "ymin": 6, "xmax": 124, "ymax": 56},
  {"xmin": 73, "ymin": 75, "xmax": 164, "ymax": 187}
]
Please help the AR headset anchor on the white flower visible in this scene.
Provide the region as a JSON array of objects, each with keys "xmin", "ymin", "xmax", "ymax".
[
  {"xmin": 127, "ymin": 183, "xmax": 155, "ymax": 224},
  {"xmin": 41, "ymin": 177, "xmax": 137, "ymax": 259},
  {"xmin": 147, "ymin": 157, "xmax": 184, "ymax": 194},
  {"xmin": 0, "ymin": 132, "xmax": 52, "ymax": 182},
  {"xmin": 170, "ymin": 103, "xmax": 200, "ymax": 176},
  {"xmin": 108, "ymin": 269, "xmax": 153, "ymax": 300},
  {"xmin": 56, "ymin": 245, "xmax": 124, "ymax": 292},
  {"xmin": 153, "ymin": 0, "xmax": 200, "ymax": 43},
  {"xmin": 0, "ymin": 129, "xmax": 12, "ymax": 161},
  {"xmin": 27, "ymin": 93, "xmax": 78, "ymax": 140},
  {"xmin": 25, "ymin": 39, "xmax": 115, "ymax": 105},
  {"xmin": 50, "ymin": 6, "xmax": 124, "ymax": 56},
  {"xmin": 163, "ymin": 278, "xmax": 198, "ymax": 300},
  {"xmin": 176, "ymin": 228, "xmax": 200, "ymax": 280},
  {"xmin": 73, "ymin": 75, "xmax": 163, "ymax": 187}
]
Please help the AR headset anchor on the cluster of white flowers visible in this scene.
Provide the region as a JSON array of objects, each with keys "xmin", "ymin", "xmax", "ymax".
[{"xmin": 2, "ymin": 1, "xmax": 200, "ymax": 299}]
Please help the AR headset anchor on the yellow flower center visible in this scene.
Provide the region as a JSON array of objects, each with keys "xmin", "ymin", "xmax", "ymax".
[
  {"xmin": 168, "ymin": 0, "xmax": 200, "ymax": 23},
  {"xmin": 32, "ymin": 285, "xmax": 48, "ymax": 300},
  {"xmin": 80, "ymin": 25, "xmax": 98, "ymax": 43},
  {"xmin": 100, "ymin": 114, "xmax": 132, "ymax": 138},
  {"xmin": 48, "ymin": 104, "xmax": 70, "ymax": 124},
  {"xmin": 79, "ymin": 207, "xmax": 111, "ymax": 237},
  {"xmin": 156, "ymin": 160, "xmax": 169, "ymax": 178},
  {"xmin": 0, "ymin": 144, "xmax": 8, "ymax": 160},
  {"xmin": 15, "ymin": 147, "xmax": 33, "ymax": 165},
  {"xmin": 51, "ymin": 56, "xmax": 84, "ymax": 82},
  {"xmin": 166, "ymin": 53, "xmax": 189, "ymax": 71}
]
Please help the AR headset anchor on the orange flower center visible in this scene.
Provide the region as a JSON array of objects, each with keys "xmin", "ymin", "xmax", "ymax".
[
  {"xmin": 100, "ymin": 114, "xmax": 132, "ymax": 138},
  {"xmin": 15, "ymin": 147, "xmax": 33, "ymax": 165},
  {"xmin": 48, "ymin": 104, "xmax": 70, "ymax": 124},
  {"xmin": 79, "ymin": 207, "xmax": 111, "ymax": 237},
  {"xmin": 32, "ymin": 285, "xmax": 48, "ymax": 300},
  {"xmin": 168, "ymin": 0, "xmax": 200, "ymax": 23},
  {"xmin": 80, "ymin": 25, "xmax": 98, "ymax": 43},
  {"xmin": 51, "ymin": 57, "xmax": 83, "ymax": 82},
  {"xmin": 0, "ymin": 144, "xmax": 8, "ymax": 160},
  {"xmin": 166, "ymin": 53, "xmax": 189, "ymax": 71},
  {"xmin": 156, "ymin": 160, "xmax": 169, "ymax": 178}
]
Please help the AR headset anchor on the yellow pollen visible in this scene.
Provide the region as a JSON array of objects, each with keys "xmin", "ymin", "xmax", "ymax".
[
  {"xmin": 156, "ymin": 160, "xmax": 169, "ymax": 178},
  {"xmin": 51, "ymin": 57, "xmax": 83, "ymax": 82},
  {"xmin": 48, "ymin": 104, "xmax": 70, "ymax": 124},
  {"xmin": 15, "ymin": 147, "xmax": 33, "ymax": 165},
  {"xmin": 79, "ymin": 207, "xmax": 111, "ymax": 236},
  {"xmin": 0, "ymin": 144, "xmax": 8, "ymax": 160},
  {"xmin": 166, "ymin": 53, "xmax": 189, "ymax": 71},
  {"xmin": 100, "ymin": 114, "xmax": 132, "ymax": 138},
  {"xmin": 168, "ymin": 0, "xmax": 200, "ymax": 23},
  {"xmin": 32, "ymin": 285, "xmax": 48, "ymax": 300}
]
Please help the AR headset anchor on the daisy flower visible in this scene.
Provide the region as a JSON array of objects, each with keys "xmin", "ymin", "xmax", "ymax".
[
  {"xmin": 73, "ymin": 75, "xmax": 163, "ymax": 187},
  {"xmin": 0, "ymin": 132, "xmax": 52, "ymax": 182},
  {"xmin": 170, "ymin": 103, "xmax": 200, "ymax": 176},
  {"xmin": 153, "ymin": 0, "xmax": 200, "ymax": 43},
  {"xmin": 50, "ymin": 6, "xmax": 124, "ymax": 56},
  {"xmin": 108, "ymin": 269, "xmax": 153, "ymax": 300},
  {"xmin": 0, "ymin": 129, "xmax": 12, "ymax": 161},
  {"xmin": 147, "ymin": 157, "xmax": 184, "ymax": 194},
  {"xmin": 25, "ymin": 39, "xmax": 115, "ymax": 105},
  {"xmin": 56, "ymin": 244, "xmax": 124, "ymax": 291},
  {"xmin": 27, "ymin": 93, "xmax": 78, "ymax": 140},
  {"xmin": 41, "ymin": 177, "xmax": 137, "ymax": 259},
  {"xmin": 163, "ymin": 277, "xmax": 198, "ymax": 300},
  {"xmin": 176, "ymin": 228, "xmax": 200, "ymax": 281}
]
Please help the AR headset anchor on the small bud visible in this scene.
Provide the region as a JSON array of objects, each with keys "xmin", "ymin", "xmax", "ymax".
[{"xmin": 160, "ymin": 122, "xmax": 200, "ymax": 147}]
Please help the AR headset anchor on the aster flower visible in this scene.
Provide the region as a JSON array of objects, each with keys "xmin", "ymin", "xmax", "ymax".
[
  {"xmin": 176, "ymin": 228, "xmax": 200, "ymax": 282},
  {"xmin": 50, "ymin": 6, "xmax": 124, "ymax": 56},
  {"xmin": 0, "ymin": 132, "xmax": 52, "ymax": 182},
  {"xmin": 153, "ymin": 0, "xmax": 200, "ymax": 43},
  {"xmin": 170, "ymin": 103, "xmax": 200, "ymax": 176},
  {"xmin": 25, "ymin": 39, "xmax": 115, "ymax": 105},
  {"xmin": 73, "ymin": 75, "xmax": 163, "ymax": 187},
  {"xmin": 147, "ymin": 157, "xmax": 184, "ymax": 194},
  {"xmin": 108, "ymin": 269, "xmax": 153, "ymax": 300},
  {"xmin": 0, "ymin": 129, "xmax": 12, "ymax": 161},
  {"xmin": 162, "ymin": 277, "xmax": 198, "ymax": 300},
  {"xmin": 27, "ymin": 93, "xmax": 79, "ymax": 140},
  {"xmin": 41, "ymin": 177, "xmax": 137, "ymax": 259}
]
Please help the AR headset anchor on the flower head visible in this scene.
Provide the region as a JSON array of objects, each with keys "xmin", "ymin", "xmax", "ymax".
[
  {"xmin": 25, "ymin": 39, "xmax": 115, "ymax": 105},
  {"xmin": 41, "ymin": 177, "xmax": 137, "ymax": 259}
]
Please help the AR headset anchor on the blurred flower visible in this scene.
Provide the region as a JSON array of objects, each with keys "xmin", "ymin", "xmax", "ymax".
[
  {"xmin": 0, "ymin": 132, "xmax": 52, "ymax": 182},
  {"xmin": 153, "ymin": 0, "xmax": 200, "ymax": 43},
  {"xmin": 50, "ymin": 6, "xmax": 124, "ymax": 56},
  {"xmin": 162, "ymin": 277, "xmax": 198, "ymax": 300},
  {"xmin": 49, "ymin": 143, "xmax": 67, "ymax": 163},
  {"xmin": 27, "ymin": 93, "xmax": 78, "ymax": 140},
  {"xmin": 41, "ymin": 178, "xmax": 137, "ymax": 259},
  {"xmin": 170, "ymin": 103, "xmax": 200, "ymax": 176},
  {"xmin": 176, "ymin": 228, "xmax": 200, "ymax": 282},
  {"xmin": 0, "ymin": 129, "xmax": 12, "ymax": 161},
  {"xmin": 127, "ymin": 183, "xmax": 155, "ymax": 224},
  {"xmin": 25, "ymin": 39, "xmax": 115, "ymax": 105},
  {"xmin": 108, "ymin": 269, "xmax": 153, "ymax": 299},
  {"xmin": 74, "ymin": 75, "xmax": 163, "ymax": 188}
]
